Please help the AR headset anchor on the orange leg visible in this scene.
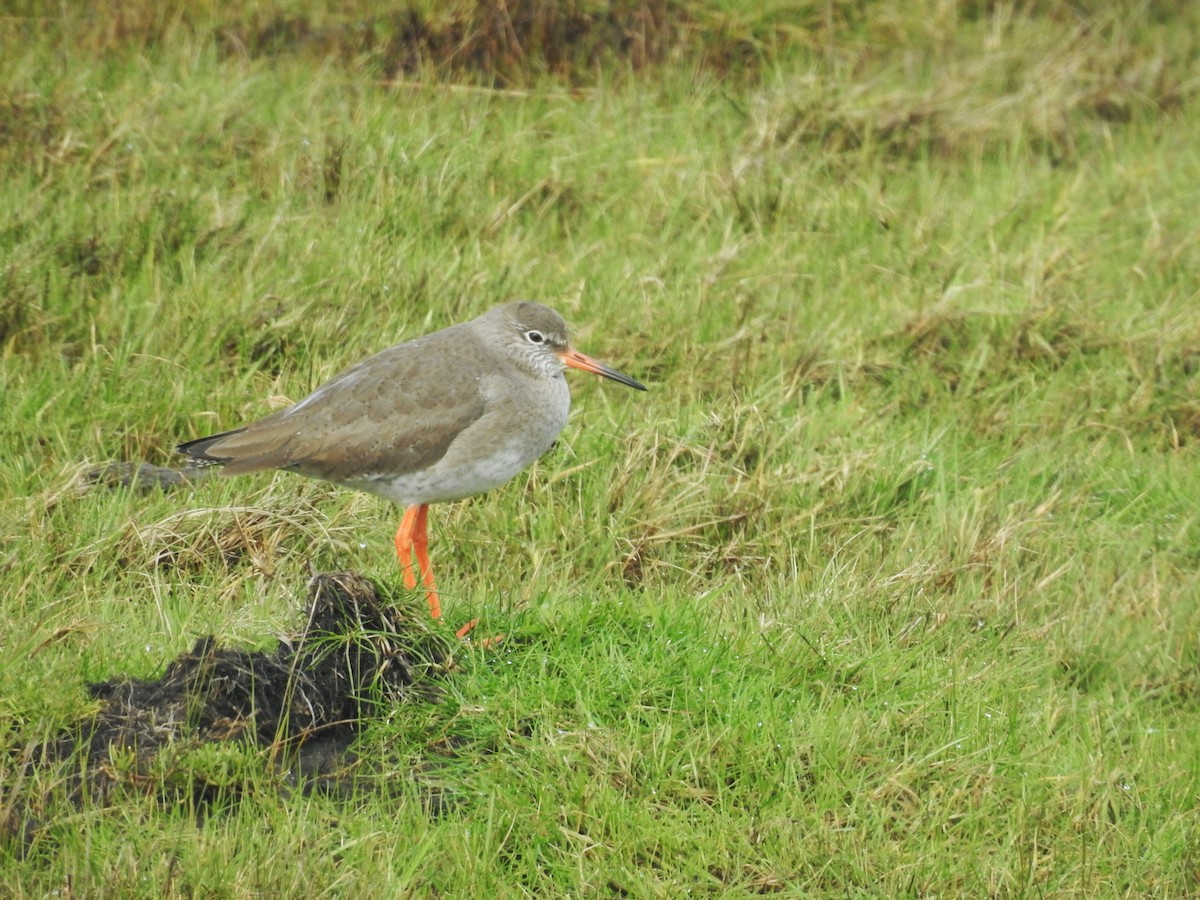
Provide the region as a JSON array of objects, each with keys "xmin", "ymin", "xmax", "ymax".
[
  {"xmin": 409, "ymin": 503, "xmax": 440, "ymax": 612},
  {"xmin": 395, "ymin": 503, "xmax": 441, "ymax": 620},
  {"xmin": 394, "ymin": 506, "xmax": 419, "ymax": 590},
  {"xmin": 394, "ymin": 504, "xmax": 500, "ymax": 647}
]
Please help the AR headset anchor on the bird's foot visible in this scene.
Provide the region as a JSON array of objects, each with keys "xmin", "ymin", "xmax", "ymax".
[{"xmin": 454, "ymin": 617, "xmax": 505, "ymax": 649}]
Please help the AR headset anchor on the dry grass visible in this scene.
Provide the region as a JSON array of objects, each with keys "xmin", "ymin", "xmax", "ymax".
[{"xmin": 737, "ymin": 13, "xmax": 1190, "ymax": 169}]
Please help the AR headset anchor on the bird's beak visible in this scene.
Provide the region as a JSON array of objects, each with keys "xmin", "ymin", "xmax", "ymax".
[{"xmin": 560, "ymin": 348, "xmax": 647, "ymax": 391}]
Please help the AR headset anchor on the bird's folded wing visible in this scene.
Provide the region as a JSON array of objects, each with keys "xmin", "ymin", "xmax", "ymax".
[{"xmin": 179, "ymin": 333, "xmax": 488, "ymax": 481}]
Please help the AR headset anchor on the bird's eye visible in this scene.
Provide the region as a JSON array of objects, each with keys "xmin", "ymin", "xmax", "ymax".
[{"xmin": 526, "ymin": 330, "xmax": 545, "ymax": 344}]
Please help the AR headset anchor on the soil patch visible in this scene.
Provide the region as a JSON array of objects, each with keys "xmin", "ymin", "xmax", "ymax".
[{"xmin": 5, "ymin": 572, "xmax": 455, "ymax": 850}]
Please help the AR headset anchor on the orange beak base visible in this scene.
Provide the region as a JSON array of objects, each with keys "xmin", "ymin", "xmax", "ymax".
[{"xmin": 560, "ymin": 348, "xmax": 647, "ymax": 391}]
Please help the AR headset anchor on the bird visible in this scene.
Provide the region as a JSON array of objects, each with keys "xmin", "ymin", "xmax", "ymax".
[{"xmin": 176, "ymin": 301, "xmax": 646, "ymax": 631}]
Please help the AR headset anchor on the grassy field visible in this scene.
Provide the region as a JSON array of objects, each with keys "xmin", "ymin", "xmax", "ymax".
[{"xmin": 3, "ymin": 1, "xmax": 1200, "ymax": 895}]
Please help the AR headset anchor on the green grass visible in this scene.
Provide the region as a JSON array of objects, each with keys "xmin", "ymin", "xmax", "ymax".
[{"xmin": 3, "ymin": 0, "xmax": 1200, "ymax": 895}]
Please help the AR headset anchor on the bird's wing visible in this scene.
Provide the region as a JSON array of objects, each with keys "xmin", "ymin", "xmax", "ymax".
[{"xmin": 177, "ymin": 328, "xmax": 487, "ymax": 481}]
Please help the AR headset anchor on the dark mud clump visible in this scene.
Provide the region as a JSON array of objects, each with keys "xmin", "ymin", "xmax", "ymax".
[{"xmin": 4, "ymin": 572, "xmax": 456, "ymax": 849}]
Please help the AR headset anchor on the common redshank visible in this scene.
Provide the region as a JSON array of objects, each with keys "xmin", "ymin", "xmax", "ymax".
[{"xmin": 177, "ymin": 301, "xmax": 646, "ymax": 629}]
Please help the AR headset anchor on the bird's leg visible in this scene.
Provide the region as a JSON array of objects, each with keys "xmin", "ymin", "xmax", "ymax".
[
  {"xmin": 396, "ymin": 505, "xmax": 495, "ymax": 642},
  {"xmin": 409, "ymin": 503, "xmax": 441, "ymax": 618},
  {"xmin": 394, "ymin": 505, "xmax": 420, "ymax": 590},
  {"xmin": 395, "ymin": 504, "xmax": 441, "ymax": 619}
]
